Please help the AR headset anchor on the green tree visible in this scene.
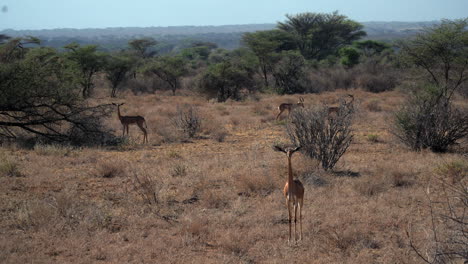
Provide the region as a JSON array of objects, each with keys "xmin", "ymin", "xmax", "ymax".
[
  {"xmin": 64, "ymin": 43, "xmax": 106, "ymax": 98},
  {"xmin": 394, "ymin": 19, "xmax": 468, "ymax": 152},
  {"xmin": 272, "ymin": 51, "xmax": 307, "ymax": 94},
  {"xmin": 0, "ymin": 42, "xmax": 113, "ymax": 144},
  {"xmin": 128, "ymin": 37, "xmax": 158, "ymax": 58},
  {"xmin": 242, "ymin": 30, "xmax": 295, "ymax": 87},
  {"xmin": 339, "ymin": 46, "xmax": 360, "ymax": 67},
  {"xmin": 143, "ymin": 55, "xmax": 188, "ymax": 95},
  {"xmin": 199, "ymin": 59, "xmax": 255, "ymax": 102},
  {"xmin": 104, "ymin": 53, "xmax": 135, "ymax": 97},
  {"xmin": 277, "ymin": 11, "xmax": 366, "ymax": 60},
  {"xmin": 353, "ymin": 40, "xmax": 391, "ymax": 57},
  {"xmin": 398, "ymin": 18, "xmax": 468, "ymax": 99}
]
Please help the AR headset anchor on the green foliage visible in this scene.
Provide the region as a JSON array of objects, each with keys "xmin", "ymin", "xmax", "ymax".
[
  {"xmin": 277, "ymin": 11, "xmax": 366, "ymax": 60},
  {"xmin": 394, "ymin": 19, "xmax": 468, "ymax": 152},
  {"xmin": 272, "ymin": 51, "xmax": 307, "ymax": 94},
  {"xmin": 128, "ymin": 37, "xmax": 158, "ymax": 58},
  {"xmin": 64, "ymin": 43, "xmax": 106, "ymax": 98},
  {"xmin": 353, "ymin": 40, "xmax": 391, "ymax": 57},
  {"xmin": 339, "ymin": 46, "xmax": 360, "ymax": 67},
  {"xmin": 398, "ymin": 18, "xmax": 468, "ymax": 97},
  {"xmin": 0, "ymin": 39, "xmax": 114, "ymax": 145},
  {"xmin": 143, "ymin": 55, "xmax": 188, "ymax": 95},
  {"xmin": 199, "ymin": 48, "xmax": 257, "ymax": 102},
  {"xmin": 199, "ymin": 62, "xmax": 253, "ymax": 102},
  {"xmin": 242, "ymin": 30, "xmax": 295, "ymax": 87},
  {"xmin": 104, "ymin": 53, "xmax": 136, "ymax": 97}
]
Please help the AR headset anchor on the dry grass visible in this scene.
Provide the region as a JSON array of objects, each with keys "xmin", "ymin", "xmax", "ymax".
[{"xmin": 0, "ymin": 89, "xmax": 467, "ymax": 263}]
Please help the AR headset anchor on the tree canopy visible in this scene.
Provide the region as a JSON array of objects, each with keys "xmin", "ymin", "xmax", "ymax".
[
  {"xmin": 277, "ymin": 11, "xmax": 366, "ymax": 60},
  {"xmin": 0, "ymin": 40, "xmax": 113, "ymax": 144}
]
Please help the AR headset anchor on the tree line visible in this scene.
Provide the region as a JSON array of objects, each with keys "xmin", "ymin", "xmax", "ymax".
[{"xmin": 0, "ymin": 12, "xmax": 467, "ymax": 152}]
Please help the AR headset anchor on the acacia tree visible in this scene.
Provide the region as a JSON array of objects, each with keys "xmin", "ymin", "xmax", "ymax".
[
  {"xmin": 64, "ymin": 43, "xmax": 106, "ymax": 98},
  {"xmin": 272, "ymin": 51, "xmax": 307, "ymax": 94},
  {"xmin": 0, "ymin": 41, "xmax": 113, "ymax": 145},
  {"xmin": 277, "ymin": 11, "xmax": 366, "ymax": 60},
  {"xmin": 104, "ymin": 53, "xmax": 135, "ymax": 97},
  {"xmin": 394, "ymin": 19, "xmax": 468, "ymax": 152},
  {"xmin": 242, "ymin": 30, "xmax": 295, "ymax": 87},
  {"xmin": 128, "ymin": 37, "xmax": 158, "ymax": 58},
  {"xmin": 199, "ymin": 58, "xmax": 255, "ymax": 102},
  {"xmin": 398, "ymin": 18, "xmax": 468, "ymax": 99},
  {"xmin": 143, "ymin": 55, "xmax": 188, "ymax": 95}
]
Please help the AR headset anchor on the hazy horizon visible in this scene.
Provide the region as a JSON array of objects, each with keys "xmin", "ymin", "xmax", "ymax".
[{"xmin": 1, "ymin": 0, "xmax": 467, "ymax": 31}]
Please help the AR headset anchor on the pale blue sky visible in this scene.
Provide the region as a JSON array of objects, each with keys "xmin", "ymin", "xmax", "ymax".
[{"xmin": 1, "ymin": 0, "xmax": 467, "ymax": 30}]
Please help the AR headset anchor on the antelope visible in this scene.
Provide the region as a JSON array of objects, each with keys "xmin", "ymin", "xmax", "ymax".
[
  {"xmin": 274, "ymin": 145, "xmax": 304, "ymax": 244},
  {"xmin": 112, "ymin": 103, "xmax": 148, "ymax": 143},
  {"xmin": 276, "ymin": 97, "xmax": 305, "ymax": 120}
]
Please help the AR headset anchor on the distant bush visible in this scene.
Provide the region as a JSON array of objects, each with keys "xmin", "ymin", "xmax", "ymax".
[{"xmin": 171, "ymin": 105, "xmax": 202, "ymax": 139}]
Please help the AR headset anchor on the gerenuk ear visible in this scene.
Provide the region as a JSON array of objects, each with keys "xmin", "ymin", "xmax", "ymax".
[
  {"xmin": 273, "ymin": 145, "xmax": 286, "ymax": 153},
  {"xmin": 290, "ymin": 146, "xmax": 302, "ymax": 153}
]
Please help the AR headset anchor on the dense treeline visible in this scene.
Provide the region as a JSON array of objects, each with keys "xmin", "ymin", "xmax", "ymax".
[
  {"xmin": 0, "ymin": 12, "xmax": 467, "ymax": 151},
  {"xmin": 1, "ymin": 21, "xmax": 439, "ymax": 52}
]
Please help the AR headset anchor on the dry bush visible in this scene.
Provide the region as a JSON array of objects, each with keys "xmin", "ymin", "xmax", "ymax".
[
  {"xmin": 390, "ymin": 169, "xmax": 414, "ymax": 188},
  {"xmin": 171, "ymin": 105, "xmax": 202, "ymax": 139},
  {"xmin": 435, "ymin": 160, "xmax": 467, "ymax": 184},
  {"xmin": 33, "ymin": 143, "xmax": 74, "ymax": 156},
  {"xmin": 322, "ymin": 228, "xmax": 380, "ymax": 253},
  {"xmin": 152, "ymin": 116, "xmax": 184, "ymax": 143},
  {"xmin": 353, "ymin": 176, "xmax": 387, "ymax": 197},
  {"xmin": 13, "ymin": 192, "xmax": 114, "ymax": 233},
  {"xmin": 95, "ymin": 160, "xmax": 127, "ymax": 178},
  {"xmin": 130, "ymin": 169, "xmax": 163, "ymax": 206},
  {"xmin": 407, "ymin": 172, "xmax": 467, "ymax": 263},
  {"xmin": 201, "ymin": 189, "xmax": 231, "ymax": 209},
  {"xmin": 234, "ymin": 171, "xmax": 276, "ymax": 196},
  {"xmin": 170, "ymin": 163, "xmax": 187, "ymax": 177},
  {"xmin": 13, "ymin": 200, "xmax": 57, "ymax": 231},
  {"xmin": 394, "ymin": 90, "xmax": 468, "ymax": 152},
  {"xmin": 366, "ymin": 134, "xmax": 380, "ymax": 143},
  {"xmin": 287, "ymin": 101, "xmax": 354, "ymax": 171},
  {"xmin": 0, "ymin": 157, "xmax": 22, "ymax": 177},
  {"xmin": 363, "ymin": 99, "xmax": 383, "ymax": 112},
  {"xmin": 218, "ymin": 229, "xmax": 251, "ymax": 257},
  {"xmin": 211, "ymin": 128, "xmax": 229, "ymax": 142}
]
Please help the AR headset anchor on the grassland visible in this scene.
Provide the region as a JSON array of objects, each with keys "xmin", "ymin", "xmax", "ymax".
[{"xmin": 0, "ymin": 90, "xmax": 466, "ymax": 263}]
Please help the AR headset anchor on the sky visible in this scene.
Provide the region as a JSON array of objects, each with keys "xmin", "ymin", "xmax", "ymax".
[{"xmin": 0, "ymin": 0, "xmax": 467, "ymax": 30}]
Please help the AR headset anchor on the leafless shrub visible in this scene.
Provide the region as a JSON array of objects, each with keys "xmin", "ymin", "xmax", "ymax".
[
  {"xmin": 407, "ymin": 173, "xmax": 468, "ymax": 263},
  {"xmin": 130, "ymin": 170, "xmax": 163, "ymax": 206},
  {"xmin": 394, "ymin": 90, "xmax": 468, "ymax": 152},
  {"xmin": 287, "ymin": 99, "xmax": 354, "ymax": 171},
  {"xmin": 171, "ymin": 105, "xmax": 201, "ymax": 139}
]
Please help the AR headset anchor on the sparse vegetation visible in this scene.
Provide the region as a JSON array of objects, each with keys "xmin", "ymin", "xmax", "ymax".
[{"xmin": 1, "ymin": 13, "xmax": 467, "ymax": 264}]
